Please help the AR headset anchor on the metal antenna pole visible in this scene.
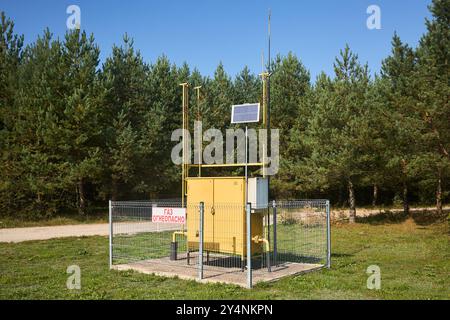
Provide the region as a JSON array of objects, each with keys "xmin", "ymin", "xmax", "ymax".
[
  {"xmin": 268, "ymin": 9, "xmax": 271, "ymax": 74},
  {"xmin": 199, "ymin": 202, "xmax": 204, "ymax": 279},
  {"xmin": 326, "ymin": 200, "xmax": 331, "ymax": 268},
  {"xmin": 109, "ymin": 200, "xmax": 113, "ymax": 269},
  {"xmin": 261, "ymin": 50, "xmax": 264, "ymax": 74},
  {"xmin": 266, "ymin": 9, "xmax": 273, "ymax": 270},
  {"xmin": 245, "ymin": 126, "xmax": 248, "ymax": 205},
  {"xmin": 267, "ymin": 9, "xmax": 271, "ymax": 184},
  {"xmin": 246, "ymin": 202, "xmax": 252, "ymax": 289}
]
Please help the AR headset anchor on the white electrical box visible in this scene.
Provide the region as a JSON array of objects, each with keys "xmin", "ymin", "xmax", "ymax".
[{"xmin": 247, "ymin": 177, "xmax": 268, "ymax": 209}]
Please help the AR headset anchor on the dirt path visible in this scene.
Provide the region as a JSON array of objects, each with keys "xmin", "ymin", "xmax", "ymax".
[
  {"xmin": 331, "ymin": 206, "xmax": 450, "ymax": 221},
  {"xmin": 0, "ymin": 222, "xmax": 180, "ymax": 243}
]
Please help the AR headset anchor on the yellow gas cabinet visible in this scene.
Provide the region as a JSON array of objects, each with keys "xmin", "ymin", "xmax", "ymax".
[{"xmin": 186, "ymin": 177, "xmax": 264, "ymax": 258}]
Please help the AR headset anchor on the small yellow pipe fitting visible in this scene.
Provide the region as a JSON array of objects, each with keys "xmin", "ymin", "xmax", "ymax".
[
  {"xmin": 172, "ymin": 231, "xmax": 186, "ymax": 242},
  {"xmin": 252, "ymin": 235, "xmax": 270, "ymax": 252}
]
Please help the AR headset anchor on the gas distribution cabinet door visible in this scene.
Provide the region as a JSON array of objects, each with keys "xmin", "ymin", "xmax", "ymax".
[
  {"xmin": 213, "ymin": 178, "xmax": 245, "ymax": 255},
  {"xmin": 186, "ymin": 178, "xmax": 214, "ymax": 250}
]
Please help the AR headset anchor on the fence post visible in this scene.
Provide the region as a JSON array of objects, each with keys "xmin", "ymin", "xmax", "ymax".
[
  {"xmin": 326, "ymin": 200, "xmax": 331, "ymax": 269},
  {"xmin": 198, "ymin": 202, "xmax": 204, "ymax": 280},
  {"xmin": 109, "ymin": 200, "xmax": 113, "ymax": 269},
  {"xmin": 246, "ymin": 202, "xmax": 252, "ymax": 289},
  {"xmin": 272, "ymin": 200, "xmax": 277, "ymax": 267}
]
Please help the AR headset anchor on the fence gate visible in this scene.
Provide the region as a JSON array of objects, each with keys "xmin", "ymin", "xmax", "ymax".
[{"xmin": 109, "ymin": 199, "xmax": 330, "ymax": 288}]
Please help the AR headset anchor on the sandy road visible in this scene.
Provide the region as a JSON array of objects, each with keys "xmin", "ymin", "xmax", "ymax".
[{"xmin": 0, "ymin": 222, "xmax": 180, "ymax": 243}]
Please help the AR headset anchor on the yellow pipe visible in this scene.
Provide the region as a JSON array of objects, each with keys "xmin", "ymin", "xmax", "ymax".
[
  {"xmin": 261, "ymin": 238, "xmax": 270, "ymax": 253},
  {"xmin": 194, "ymin": 86, "xmax": 202, "ymax": 177},
  {"xmin": 187, "ymin": 163, "xmax": 264, "ymax": 168},
  {"xmin": 184, "ymin": 84, "xmax": 189, "ymax": 197},
  {"xmin": 259, "ymin": 72, "xmax": 269, "ymax": 178},
  {"xmin": 172, "ymin": 230, "xmax": 186, "ymax": 242},
  {"xmin": 252, "ymin": 235, "xmax": 270, "ymax": 252},
  {"xmin": 180, "ymin": 83, "xmax": 189, "ymax": 207},
  {"xmin": 259, "ymin": 72, "xmax": 269, "ymax": 126}
]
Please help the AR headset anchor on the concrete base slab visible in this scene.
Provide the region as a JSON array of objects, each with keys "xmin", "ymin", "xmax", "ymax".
[{"xmin": 112, "ymin": 254, "xmax": 323, "ymax": 287}]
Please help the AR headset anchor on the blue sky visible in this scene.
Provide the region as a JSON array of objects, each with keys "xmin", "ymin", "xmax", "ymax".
[{"xmin": 1, "ymin": 0, "xmax": 432, "ymax": 81}]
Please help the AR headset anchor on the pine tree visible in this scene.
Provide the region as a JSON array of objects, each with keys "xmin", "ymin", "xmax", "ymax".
[
  {"xmin": 306, "ymin": 46, "xmax": 371, "ymax": 222},
  {"xmin": 414, "ymin": 0, "xmax": 450, "ymax": 216},
  {"xmin": 270, "ymin": 53, "xmax": 311, "ymax": 197},
  {"xmin": 108, "ymin": 111, "xmax": 139, "ymax": 200},
  {"xmin": 0, "ymin": 12, "xmax": 23, "ymax": 215},
  {"xmin": 382, "ymin": 34, "xmax": 427, "ymax": 216},
  {"xmin": 270, "ymin": 53, "xmax": 310, "ymax": 132},
  {"xmin": 59, "ymin": 30, "xmax": 104, "ymax": 214},
  {"xmin": 363, "ymin": 75, "xmax": 396, "ymax": 207},
  {"xmin": 0, "ymin": 11, "xmax": 23, "ymax": 133},
  {"xmin": 204, "ymin": 62, "xmax": 233, "ymax": 131},
  {"xmin": 11, "ymin": 30, "xmax": 69, "ymax": 216},
  {"xmin": 233, "ymin": 66, "xmax": 260, "ymax": 104},
  {"xmin": 143, "ymin": 56, "xmax": 182, "ymax": 197},
  {"xmin": 100, "ymin": 35, "xmax": 148, "ymax": 200}
]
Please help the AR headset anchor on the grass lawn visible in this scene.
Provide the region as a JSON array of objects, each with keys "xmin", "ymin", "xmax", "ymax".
[{"xmin": 0, "ymin": 219, "xmax": 448, "ymax": 299}]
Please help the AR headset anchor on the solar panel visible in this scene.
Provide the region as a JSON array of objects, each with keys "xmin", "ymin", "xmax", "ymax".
[{"xmin": 231, "ymin": 103, "xmax": 260, "ymax": 124}]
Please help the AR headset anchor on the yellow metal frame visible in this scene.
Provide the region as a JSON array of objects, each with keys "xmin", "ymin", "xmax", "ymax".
[
  {"xmin": 180, "ymin": 82, "xmax": 189, "ymax": 207},
  {"xmin": 187, "ymin": 163, "xmax": 263, "ymax": 168},
  {"xmin": 194, "ymin": 86, "xmax": 202, "ymax": 177},
  {"xmin": 259, "ymin": 72, "xmax": 270, "ymax": 178},
  {"xmin": 176, "ymin": 80, "xmax": 272, "ymax": 259}
]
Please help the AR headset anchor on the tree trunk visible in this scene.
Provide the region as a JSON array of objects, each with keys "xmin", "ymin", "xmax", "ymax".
[
  {"xmin": 436, "ymin": 172, "xmax": 443, "ymax": 217},
  {"xmin": 372, "ymin": 184, "xmax": 378, "ymax": 207},
  {"xmin": 401, "ymin": 159, "xmax": 410, "ymax": 217},
  {"xmin": 402, "ymin": 181, "xmax": 410, "ymax": 217},
  {"xmin": 112, "ymin": 179, "xmax": 119, "ymax": 201},
  {"xmin": 348, "ymin": 179, "xmax": 356, "ymax": 223},
  {"xmin": 78, "ymin": 179, "xmax": 86, "ymax": 215}
]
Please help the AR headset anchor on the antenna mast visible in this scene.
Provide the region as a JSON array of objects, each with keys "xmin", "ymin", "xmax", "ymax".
[
  {"xmin": 267, "ymin": 9, "xmax": 271, "ymax": 128},
  {"xmin": 266, "ymin": 10, "xmax": 272, "ymax": 179},
  {"xmin": 268, "ymin": 9, "xmax": 271, "ymax": 74},
  {"xmin": 260, "ymin": 10, "xmax": 272, "ymax": 178}
]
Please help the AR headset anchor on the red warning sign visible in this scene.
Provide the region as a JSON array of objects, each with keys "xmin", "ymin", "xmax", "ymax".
[{"xmin": 152, "ymin": 207, "xmax": 186, "ymax": 224}]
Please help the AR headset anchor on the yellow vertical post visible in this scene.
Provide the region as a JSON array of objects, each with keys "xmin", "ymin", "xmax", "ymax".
[
  {"xmin": 180, "ymin": 83, "xmax": 189, "ymax": 207},
  {"xmin": 259, "ymin": 72, "xmax": 269, "ymax": 178},
  {"xmin": 194, "ymin": 86, "xmax": 202, "ymax": 177}
]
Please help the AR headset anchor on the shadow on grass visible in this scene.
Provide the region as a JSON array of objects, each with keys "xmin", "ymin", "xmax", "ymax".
[
  {"xmin": 356, "ymin": 208, "xmax": 449, "ymax": 226},
  {"xmin": 411, "ymin": 209, "xmax": 449, "ymax": 226},
  {"xmin": 331, "ymin": 252, "xmax": 353, "ymax": 258},
  {"xmin": 260, "ymin": 252, "xmax": 323, "ymax": 266},
  {"xmin": 201, "ymin": 252, "xmax": 324, "ymax": 270}
]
